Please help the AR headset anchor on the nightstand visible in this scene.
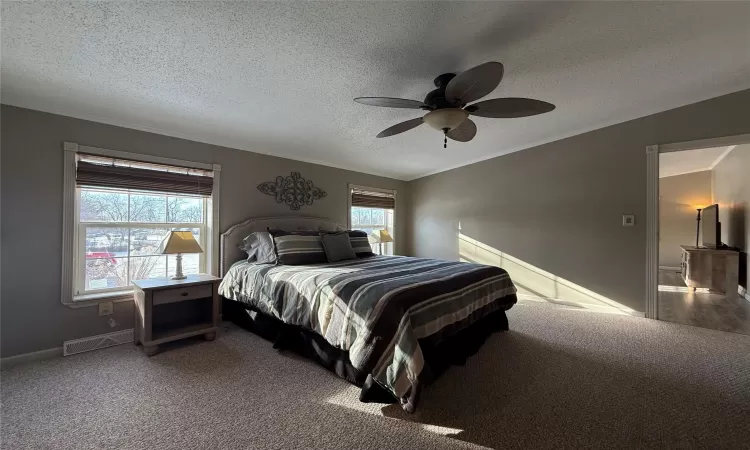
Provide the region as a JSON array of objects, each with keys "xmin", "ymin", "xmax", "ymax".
[{"xmin": 132, "ymin": 274, "xmax": 221, "ymax": 356}]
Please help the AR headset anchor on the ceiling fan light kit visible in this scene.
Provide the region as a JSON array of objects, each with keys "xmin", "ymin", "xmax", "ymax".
[
  {"xmin": 354, "ymin": 61, "xmax": 555, "ymax": 148},
  {"xmin": 423, "ymin": 108, "xmax": 469, "ymax": 131}
]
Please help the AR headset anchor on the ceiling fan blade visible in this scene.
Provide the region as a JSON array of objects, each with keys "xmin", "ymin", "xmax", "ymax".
[
  {"xmin": 446, "ymin": 119, "xmax": 477, "ymax": 142},
  {"xmin": 465, "ymin": 98, "xmax": 556, "ymax": 118},
  {"xmin": 376, "ymin": 117, "xmax": 424, "ymax": 138},
  {"xmin": 354, "ymin": 97, "xmax": 427, "ymax": 109},
  {"xmin": 445, "ymin": 62, "xmax": 504, "ymax": 105}
]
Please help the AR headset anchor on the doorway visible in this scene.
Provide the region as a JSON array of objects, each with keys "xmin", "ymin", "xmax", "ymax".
[{"xmin": 646, "ymin": 134, "xmax": 750, "ymax": 334}]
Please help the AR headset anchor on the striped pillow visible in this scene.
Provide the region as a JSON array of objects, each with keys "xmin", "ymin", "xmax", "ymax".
[
  {"xmin": 348, "ymin": 230, "xmax": 376, "ymax": 257},
  {"xmin": 268, "ymin": 229, "xmax": 327, "ymax": 265}
]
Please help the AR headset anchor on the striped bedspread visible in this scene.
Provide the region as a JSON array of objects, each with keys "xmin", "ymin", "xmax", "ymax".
[{"xmin": 219, "ymin": 255, "xmax": 516, "ymax": 405}]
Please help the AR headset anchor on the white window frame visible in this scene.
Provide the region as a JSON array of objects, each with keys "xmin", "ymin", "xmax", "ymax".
[
  {"xmin": 62, "ymin": 142, "xmax": 221, "ymax": 308},
  {"xmin": 347, "ymin": 184, "xmax": 397, "ymax": 255}
]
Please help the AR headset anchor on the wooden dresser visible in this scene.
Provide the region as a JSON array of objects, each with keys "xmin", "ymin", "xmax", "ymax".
[{"xmin": 679, "ymin": 245, "xmax": 739, "ymax": 295}]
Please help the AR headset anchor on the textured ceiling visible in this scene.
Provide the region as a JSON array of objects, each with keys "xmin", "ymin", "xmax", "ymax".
[
  {"xmin": 659, "ymin": 146, "xmax": 735, "ymax": 178},
  {"xmin": 2, "ymin": 2, "xmax": 749, "ymax": 180}
]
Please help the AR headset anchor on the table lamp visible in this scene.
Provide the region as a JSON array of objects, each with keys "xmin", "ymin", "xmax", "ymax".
[
  {"xmin": 158, "ymin": 231, "xmax": 203, "ymax": 280},
  {"xmin": 691, "ymin": 203, "xmax": 708, "ymax": 248},
  {"xmin": 695, "ymin": 208, "xmax": 702, "ymax": 248},
  {"xmin": 370, "ymin": 229, "xmax": 393, "ymax": 255}
]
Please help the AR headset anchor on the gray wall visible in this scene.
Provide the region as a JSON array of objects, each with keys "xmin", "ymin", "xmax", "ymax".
[
  {"xmin": 712, "ymin": 143, "xmax": 750, "ymax": 290},
  {"xmin": 0, "ymin": 105, "xmax": 408, "ymax": 358},
  {"xmin": 408, "ymin": 89, "xmax": 750, "ymax": 312},
  {"xmin": 659, "ymin": 171, "xmax": 712, "ymax": 268},
  {"xmin": 3, "ymin": 90, "xmax": 750, "ymax": 357}
]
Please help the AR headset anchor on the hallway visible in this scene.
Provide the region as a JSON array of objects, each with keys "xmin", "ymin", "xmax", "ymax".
[{"xmin": 658, "ymin": 269, "xmax": 750, "ymax": 335}]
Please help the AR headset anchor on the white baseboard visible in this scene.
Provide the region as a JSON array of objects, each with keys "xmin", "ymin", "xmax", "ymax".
[
  {"xmin": 1, "ymin": 347, "xmax": 62, "ymax": 370},
  {"xmin": 739, "ymin": 286, "xmax": 750, "ymax": 303},
  {"xmin": 659, "ymin": 266, "xmax": 681, "ymax": 272}
]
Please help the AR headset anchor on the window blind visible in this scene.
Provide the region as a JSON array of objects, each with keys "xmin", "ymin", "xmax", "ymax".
[
  {"xmin": 351, "ymin": 188, "xmax": 395, "ymax": 209},
  {"xmin": 76, "ymin": 154, "xmax": 213, "ymax": 196}
]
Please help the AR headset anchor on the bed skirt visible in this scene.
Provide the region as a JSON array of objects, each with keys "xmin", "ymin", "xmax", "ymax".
[{"xmin": 222, "ymin": 294, "xmax": 516, "ymax": 406}]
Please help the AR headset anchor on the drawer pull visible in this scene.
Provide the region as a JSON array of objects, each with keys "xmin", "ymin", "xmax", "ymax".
[{"xmin": 181, "ymin": 292, "xmax": 189, "ymax": 296}]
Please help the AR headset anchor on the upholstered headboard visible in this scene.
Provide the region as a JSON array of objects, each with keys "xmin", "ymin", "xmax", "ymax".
[{"xmin": 219, "ymin": 216, "xmax": 346, "ymax": 276}]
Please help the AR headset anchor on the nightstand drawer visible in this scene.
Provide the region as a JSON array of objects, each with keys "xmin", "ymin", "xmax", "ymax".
[{"xmin": 153, "ymin": 284, "xmax": 213, "ymax": 305}]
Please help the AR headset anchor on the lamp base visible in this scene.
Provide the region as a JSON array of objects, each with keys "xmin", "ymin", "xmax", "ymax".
[
  {"xmin": 696, "ymin": 209, "xmax": 702, "ymax": 248},
  {"xmin": 170, "ymin": 253, "xmax": 187, "ymax": 280}
]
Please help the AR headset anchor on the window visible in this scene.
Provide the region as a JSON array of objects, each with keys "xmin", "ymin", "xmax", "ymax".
[
  {"xmin": 76, "ymin": 188, "xmax": 207, "ymax": 295},
  {"xmin": 62, "ymin": 143, "xmax": 220, "ymax": 304},
  {"xmin": 348, "ymin": 185, "xmax": 396, "ymax": 255}
]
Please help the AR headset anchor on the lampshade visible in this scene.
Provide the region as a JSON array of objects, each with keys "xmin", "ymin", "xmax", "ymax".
[
  {"xmin": 370, "ymin": 229, "xmax": 393, "ymax": 243},
  {"xmin": 422, "ymin": 108, "xmax": 469, "ymax": 131},
  {"xmin": 158, "ymin": 231, "xmax": 203, "ymax": 255}
]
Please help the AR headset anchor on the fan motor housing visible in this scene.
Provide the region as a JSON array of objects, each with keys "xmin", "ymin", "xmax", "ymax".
[
  {"xmin": 433, "ymin": 73, "xmax": 456, "ymax": 88},
  {"xmin": 425, "ymin": 73, "xmax": 458, "ymax": 109},
  {"xmin": 424, "ymin": 89, "xmax": 452, "ymax": 109}
]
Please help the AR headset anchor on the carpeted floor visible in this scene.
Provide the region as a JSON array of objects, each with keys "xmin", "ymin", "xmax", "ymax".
[{"xmin": 2, "ymin": 300, "xmax": 750, "ymax": 449}]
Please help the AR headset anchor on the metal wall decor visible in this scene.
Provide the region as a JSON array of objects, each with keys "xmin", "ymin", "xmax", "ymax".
[{"xmin": 257, "ymin": 172, "xmax": 327, "ymax": 210}]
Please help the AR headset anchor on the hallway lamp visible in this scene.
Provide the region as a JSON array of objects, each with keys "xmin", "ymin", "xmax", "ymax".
[
  {"xmin": 695, "ymin": 208, "xmax": 702, "ymax": 248},
  {"xmin": 691, "ymin": 203, "xmax": 709, "ymax": 248}
]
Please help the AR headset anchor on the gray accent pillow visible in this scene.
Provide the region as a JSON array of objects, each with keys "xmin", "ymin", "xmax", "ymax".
[
  {"xmin": 240, "ymin": 231, "xmax": 276, "ymax": 264},
  {"xmin": 321, "ymin": 231, "xmax": 357, "ymax": 263}
]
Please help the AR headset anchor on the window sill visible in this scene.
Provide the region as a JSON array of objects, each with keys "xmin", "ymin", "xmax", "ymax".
[{"xmin": 64, "ymin": 291, "xmax": 133, "ymax": 308}]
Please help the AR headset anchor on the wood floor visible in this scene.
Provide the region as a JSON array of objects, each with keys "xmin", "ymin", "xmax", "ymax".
[{"xmin": 658, "ymin": 269, "xmax": 750, "ymax": 335}]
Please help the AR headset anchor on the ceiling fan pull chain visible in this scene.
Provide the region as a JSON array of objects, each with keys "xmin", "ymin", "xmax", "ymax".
[{"xmin": 443, "ymin": 129, "xmax": 448, "ymax": 148}]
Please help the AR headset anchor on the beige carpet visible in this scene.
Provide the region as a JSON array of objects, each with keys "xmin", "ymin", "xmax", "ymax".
[{"xmin": 2, "ymin": 300, "xmax": 750, "ymax": 450}]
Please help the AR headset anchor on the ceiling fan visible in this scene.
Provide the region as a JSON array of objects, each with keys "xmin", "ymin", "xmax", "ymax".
[{"xmin": 354, "ymin": 62, "xmax": 555, "ymax": 148}]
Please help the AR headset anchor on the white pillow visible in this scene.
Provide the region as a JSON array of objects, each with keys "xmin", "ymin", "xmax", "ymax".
[{"xmin": 240, "ymin": 232, "xmax": 277, "ymax": 264}]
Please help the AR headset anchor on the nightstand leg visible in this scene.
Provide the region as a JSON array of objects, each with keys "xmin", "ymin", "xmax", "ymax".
[
  {"xmin": 204, "ymin": 332, "xmax": 217, "ymax": 341},
  {"xmin": 133, "ymin": 309, "xmax": 140, "ymax": 346},
  {"xmin": 143, "ymin": 346, "xmax": 159, "ymax": 357}
]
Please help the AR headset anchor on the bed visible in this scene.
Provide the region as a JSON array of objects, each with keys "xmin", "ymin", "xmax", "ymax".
[{"xmin": 218, "ymin": 216, "xmax": 517, "ymax": 412}]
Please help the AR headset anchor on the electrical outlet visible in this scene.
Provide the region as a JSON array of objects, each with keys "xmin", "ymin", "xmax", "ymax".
[{"xmin": 98, "ymin": 301, "xmax": 113, "ymax": 316}]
